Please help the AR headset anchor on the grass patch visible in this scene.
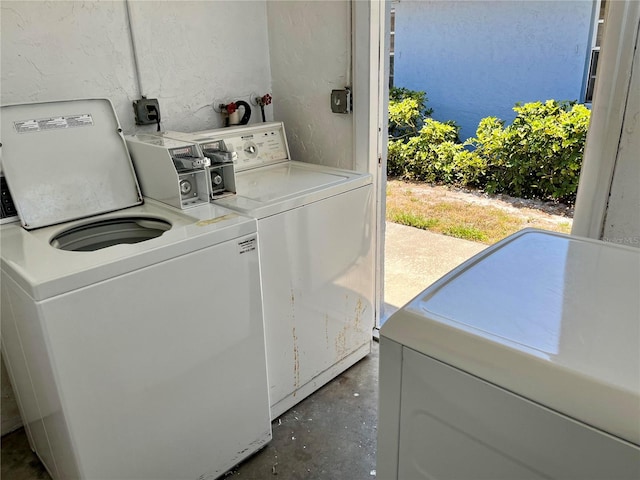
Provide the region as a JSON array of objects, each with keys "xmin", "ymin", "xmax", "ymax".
[
  {"xmin": 443, "ymin": 225, "xmax": 488, "ymax": 242},
  {"xmin": 386, "ymin": 180, "xmax": 573, "ymax": 244},
  {"xmin": 388, "ymin": 210, "xmax": 439, "ymax": 230}
]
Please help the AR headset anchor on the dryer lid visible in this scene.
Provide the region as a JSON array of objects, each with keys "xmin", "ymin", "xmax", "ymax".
[{"xmin": 0, "ymin": 99, "xmax": 142, "ymax": 229}]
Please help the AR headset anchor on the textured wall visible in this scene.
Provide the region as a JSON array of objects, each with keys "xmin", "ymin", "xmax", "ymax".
[
  {"xmin": 1, "ymin": 0, "xmax": 272, "ymax": 134},
  {"xmin": 267, "ymin": 1, "xmax": 354, "ymax": 169},
  {"xmin": 127, "ymin": 0, "xmax": 273, "ymax": 131},
  {"xmin": 394, "ymin": 0, "xmax": 593, "ymax": 140}
]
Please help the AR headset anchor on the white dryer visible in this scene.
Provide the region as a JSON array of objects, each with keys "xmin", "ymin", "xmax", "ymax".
[
  {"xmin": 167, "ymin": 123, "xmax": 375, "ymax": 419},
  {"xmin": 0, "ymin": 99, "xmax": 271, "ymax": 480},
  {"xmin": 378, "ymin": 229, "xmax": 640, "ymax": 479}
]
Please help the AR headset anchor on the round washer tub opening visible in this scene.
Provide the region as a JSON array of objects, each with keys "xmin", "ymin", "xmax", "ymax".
[{"xmin": 50, "ymin": 217, "xmax": 172, "ymax": 252}]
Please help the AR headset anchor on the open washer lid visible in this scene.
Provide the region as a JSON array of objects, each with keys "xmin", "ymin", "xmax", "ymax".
[{"xmin": 0, "ymin": 99, "xmax": 142, "ymax": 229}]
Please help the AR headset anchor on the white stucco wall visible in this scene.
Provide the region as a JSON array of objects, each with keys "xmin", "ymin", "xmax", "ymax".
[
  {"xmin": 1, "ymin": 0, "xmax": 272, "ymax": 134},
  {"xmin": 267, "ymin": 1, "xmax": 354, "ymax": 170}
]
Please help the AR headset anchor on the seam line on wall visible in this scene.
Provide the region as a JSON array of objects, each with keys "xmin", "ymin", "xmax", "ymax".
[{"xmin": 124, "ymin": 0, "xmax": 145, "ymax": 98}]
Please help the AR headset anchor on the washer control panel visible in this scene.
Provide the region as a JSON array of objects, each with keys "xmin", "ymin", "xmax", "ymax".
[
  {"xmin": 186, "ymin": 123, "xmax": 290, "ymax": 173},
  {"xmin": 229, "ymin": 127, "xmax": 288, "ymax": 171}
]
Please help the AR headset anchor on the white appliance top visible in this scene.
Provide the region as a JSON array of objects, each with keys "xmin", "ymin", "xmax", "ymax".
[
  {"xmin": 0, "ymin": 200, "xmax": 256, "ymax": 301},
  {"xmin": 0, "ymin": 99, "xmax": 142, "ymax": 229},
  {"xmin": 214, "ymin": 161, "xmax": 372, "ymax": 218},
  {"xmin": 382, "ymin": 229, "xmax": 640, "ymax": 446}
]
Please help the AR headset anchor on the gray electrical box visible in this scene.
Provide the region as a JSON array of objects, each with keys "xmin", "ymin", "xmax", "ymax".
[
  {"xmin": 133, "ymin": 98, "xmax": 161, "ymax": 126},
  {"xmin": 331, "ymin": 89, "xmax": 352, "ymax": 114}
]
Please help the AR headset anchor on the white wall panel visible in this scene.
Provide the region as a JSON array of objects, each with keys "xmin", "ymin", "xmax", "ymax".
[
  {"xmin": 266, "ymin": 1, "xmax": 354, "ymax": 169},
  {"xmin": 1, "ymin": 1, "xmax": 272, "ymax": 134}
]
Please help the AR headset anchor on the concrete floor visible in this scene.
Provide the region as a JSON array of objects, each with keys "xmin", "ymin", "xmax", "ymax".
[
  {"xmin": 382, "ymin": 221, "xmax": 486, "ymax": 321},
  {"xmin": 1, "ymin": 341, "xmax": 379, "ymax": 480}
]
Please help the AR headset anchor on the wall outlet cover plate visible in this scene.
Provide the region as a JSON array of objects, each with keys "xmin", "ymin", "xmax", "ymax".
[{"xmin": 331, "ymin": 89, "xmax": 351, "ymax": 114}]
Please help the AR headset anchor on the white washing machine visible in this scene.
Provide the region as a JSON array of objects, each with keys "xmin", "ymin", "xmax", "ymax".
[
  {"xmin": 378, "ymin": 229, "xmax": 640, "ymax": 479},
  {"xmin": 0, "ymin": 99, "xmax": 271, "ymax": 480},
  {"xmin": 167, "ymin": 123, "xmax": 375, "ymax": 419}
]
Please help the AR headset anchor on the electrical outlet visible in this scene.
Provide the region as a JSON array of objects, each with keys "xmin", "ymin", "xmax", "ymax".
[
  {"xmin": 133, "ymin": 98, "xmax": 161, "ymax": 125},
  {"xmin": 331, "ymin": 88, "xmax": 352, "ymax": 114}
]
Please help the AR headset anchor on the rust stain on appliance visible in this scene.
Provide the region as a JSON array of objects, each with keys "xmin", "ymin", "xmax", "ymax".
[
  {"xmin": 292, "ymin": 326, "xmax": 300, "ymax": 395},
  {"xmin": 335, "ymin": 297, "xmax": 367, "ymax": 361},
  {"xmin": 355, "ymin": 297, "xmax": 364, "ymax": 331},
  {"xmin": 325, "ymin": 314, "xmax": 330, "ymax": 348},
  {"xmin": 195, "ymin": 213, "xmax": 238, "ymax": 226},
  {"xmin": 335, "ymin": 323, "xmax": 348, "ymax": 360}
]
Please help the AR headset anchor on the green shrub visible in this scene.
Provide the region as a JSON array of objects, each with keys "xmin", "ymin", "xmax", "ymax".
[
  {"xmin": 387, "ymin": 139, "xmax": 407, "ymax": 177},
  {"xmin": 388, "ymin": 87, "xmax": 433, "ymax": 140},
  {"xmin": 387, "ymin": 88, "xmax": 590, "ymax": 204},
  {"xmin": 389, "ymin": 119, "xmax": 466, "ymax": 183},
  {"xmin": 451, "ymin": 149, "xmax": 488, "ymax": 187},
  {"xmin": 466, "ymin": 100, "xmax": 590, "ymax": 203}
]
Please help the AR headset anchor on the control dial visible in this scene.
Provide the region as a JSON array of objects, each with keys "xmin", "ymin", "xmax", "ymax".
[{"xmin": 243, "ymin": 141, "xmax": 258, "ymax": 158}]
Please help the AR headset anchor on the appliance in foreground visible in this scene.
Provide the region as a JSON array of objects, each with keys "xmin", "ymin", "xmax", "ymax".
[{"xmin": 378, "ymin": 229, "xmax": 640, "ymax": 479}]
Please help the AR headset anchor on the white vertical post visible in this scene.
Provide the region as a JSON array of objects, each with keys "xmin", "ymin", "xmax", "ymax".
[{"xmin": 354, "ymin": 0, "xmax": 387, "ymax": 327}]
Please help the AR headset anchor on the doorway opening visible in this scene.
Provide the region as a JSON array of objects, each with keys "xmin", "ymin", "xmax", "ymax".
[{"xmin": 379, "ymin": 1, "xmax": 606, "ymax": 325}]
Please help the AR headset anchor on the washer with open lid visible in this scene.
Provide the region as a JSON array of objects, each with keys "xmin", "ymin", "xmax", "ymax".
[{"xmin": 0, "ymin": 99, "xmax": 272, "ymax": 479}]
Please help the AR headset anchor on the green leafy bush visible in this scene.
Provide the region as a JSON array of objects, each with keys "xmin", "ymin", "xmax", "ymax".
[
  {"xmin": 466, "ymin": 100, "xmax": 590, "ymax": 202},
  {"xmin": 387, "ymin": 88, "xmax": 591, "ymax": 204},
  {"xmin": 388, "ymin": 87, "xmax": 433, "ymax": 140},
  {"xmin": 388, "ymin": 87, "xmax": 464, "ymax": 181},
  {"xmin": 388, "ymin": 119, "xmax": 465, "ymax": 182}
]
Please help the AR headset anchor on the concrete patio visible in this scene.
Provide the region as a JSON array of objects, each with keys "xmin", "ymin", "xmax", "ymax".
[{"xmin": 382, "ymin": 221, "xmax": 487, "ymax": 323}]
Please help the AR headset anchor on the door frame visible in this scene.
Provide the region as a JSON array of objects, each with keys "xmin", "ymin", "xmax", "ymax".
[{"xmin": 353, "ymin": 0, "xmax": 389, "ymax": 329}]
